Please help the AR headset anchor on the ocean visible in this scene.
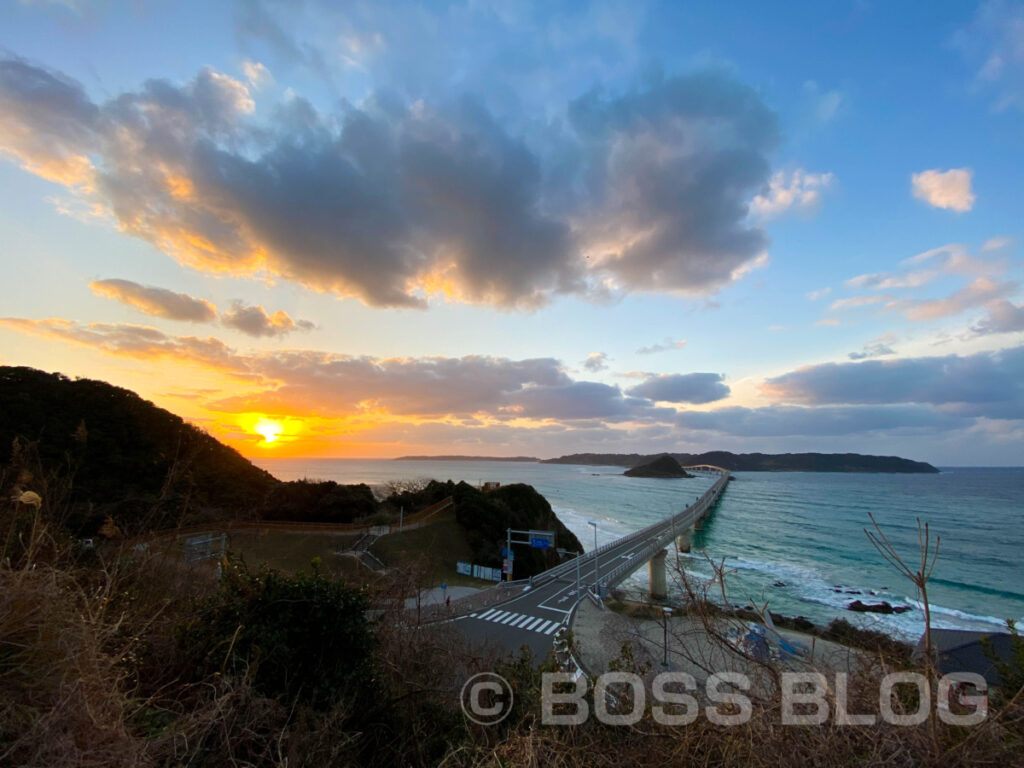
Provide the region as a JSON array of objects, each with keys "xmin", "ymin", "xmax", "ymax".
[{"xmin": 253, "ymin": 458, "xmax": 1024, "ymax": 640}]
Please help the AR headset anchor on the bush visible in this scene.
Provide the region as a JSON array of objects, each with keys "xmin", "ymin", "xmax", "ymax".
[{"xmin": 177, "ymin": 560, "xmax": 375, "ymax": 709}]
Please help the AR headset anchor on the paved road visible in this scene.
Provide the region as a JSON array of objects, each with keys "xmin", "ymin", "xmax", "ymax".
[{"xmin": 450, "ymin": 468, "xmax": 730, "ymax": 658}]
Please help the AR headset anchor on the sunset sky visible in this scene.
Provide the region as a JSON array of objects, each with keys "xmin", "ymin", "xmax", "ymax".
[{"xmin": 1, "ymin": 0, "xmax": 1022, "ymax": 464}]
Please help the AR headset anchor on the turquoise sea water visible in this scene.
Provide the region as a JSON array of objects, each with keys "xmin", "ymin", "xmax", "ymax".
[{"xmin": 254, "ymin": 459, "xmax": 1024, "ymax": 639}]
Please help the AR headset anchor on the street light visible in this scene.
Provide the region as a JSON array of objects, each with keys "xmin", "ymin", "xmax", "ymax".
[
  {"xmin": 662, "ymin": 606, "xmax": 672, "ymax": 666},
  {"xmin": 587, "ymin": 520, "xmax": 599, "ymax": 596}
]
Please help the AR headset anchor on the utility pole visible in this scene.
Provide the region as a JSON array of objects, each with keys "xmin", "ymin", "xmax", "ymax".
[
  {"xmin": 662, "ymin": 606, "xmax": 672, "ymax": 666},
  {"xmin": 576, "ymin": 550, "xmax": 582, "ymax": 597},
  {"xmin": 399, "ymin": 505, "xmax": 404, "ymax": 531},
  {"xmin": 587, "ymin": 520, "xmax": 598, "ymax": 596},
  {"xmin": 506, "ymin": 527, "xmax": 512, "ymax": 582}
]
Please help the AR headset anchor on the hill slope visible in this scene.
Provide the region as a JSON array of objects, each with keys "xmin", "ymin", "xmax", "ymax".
[
  {"xmin": 624, "ymin": 455, "xmax": 694, "ymax": 478},
  {"xmin": 0, "ymin": 366, "xmax": 278, "ymax": 535}
]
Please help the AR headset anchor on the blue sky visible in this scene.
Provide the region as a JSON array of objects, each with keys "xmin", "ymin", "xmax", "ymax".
[{"xmin": 1, "ymin": 0, "xmax": 1022, "ymax": 463}]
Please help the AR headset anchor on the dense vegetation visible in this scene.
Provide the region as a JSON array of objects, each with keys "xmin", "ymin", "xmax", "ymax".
[
  {"xmin": 0, "ymin": 366, "xmax": 277, "ymax": 535},
  {"xmin": 623, "ymin": 455, "xmax": 694, "ymax": 478},
  {"xmin": 384, "ymin": 479, "xmax": 582, "ymax": 574},
  {"xmin": 545, "ymin": 450, "xmax": 940, "ymax": 473}
]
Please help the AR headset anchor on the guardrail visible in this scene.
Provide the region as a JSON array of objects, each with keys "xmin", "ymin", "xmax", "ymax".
[{"xmin": 532, "ymin": 467, "xmax": 729, "ymax": 588}]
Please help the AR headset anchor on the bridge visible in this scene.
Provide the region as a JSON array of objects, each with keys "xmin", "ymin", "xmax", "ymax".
[{"xmin": 451, "ymin": 466, "xmax": 731, "ymax": 657}]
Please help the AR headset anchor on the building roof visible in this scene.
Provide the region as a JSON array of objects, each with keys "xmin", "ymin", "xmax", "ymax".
[{"xmin": 915, "ymin": 629, "xmax": 1018, "ymax": 688}]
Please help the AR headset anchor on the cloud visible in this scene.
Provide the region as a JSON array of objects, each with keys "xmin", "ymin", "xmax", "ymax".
[
  {"xmin": 911, "ymin": 168, "xmax": 975, "ymax": 212},
  {"xmin": 0, "ymin": 315, "xmax": 672, "ymax": 422},
  {"xmin": 982, "ymin": 236, "xmax": 1012, "ymax": 251},
  {"xmin": 677, "ymin": 404, "xmax": 967, "ymax": 436},
  {"xmin": 89, "ymin": 279, "xmax": 217, "ymax": 322},
  {"xmin": 241, "ymin": 60, "xmax": 274, "ymax": 89},
  {"xmin": 636, "ymin": 338, "xmax": 687, "ymax": 355},
  {"xmin": 953, "ymin": 0, "xmax": 1024, "ymax": 112},
  {"xmin": 971, "ymin": 299, "xmax": 1024, "ymax": 335},
  {"xmin": 887, "ymin": 276, "xmax": 1016, "ymax": 321},
  {"xmin": 220, "ymin": 301, "xmax": 315, "ymax": 337},
  {"xmin": 582, "ymin": 352, "xmax": 609, "ymax": 372},
  {"xmin": 762, "ymin": 344, "xmax": 1024, "ymax": 419},
  {"xmin": 848, "ymin": 333, "xmax": 897, "ymax": 360},
  {"xmin": 625, "ymin": 372, "xmax": 730, "ymax": 404},
  {"xmin": 829, "ymin": 295, "xmax": 887, "ymax": 311},
  {"xmin": 750, "ymin": 169, "xmax": 834, "ymax": 219},
  {"xmin": 0, "ymin": 55, "xmax": 783, "ymax": 310},
  {"xmin": 0, "ymin": 317, "xmax": 241, "ymax": 371},
  {"xmin": 806, "ymin": 286, "xmax": 831, "ymax": 301}
]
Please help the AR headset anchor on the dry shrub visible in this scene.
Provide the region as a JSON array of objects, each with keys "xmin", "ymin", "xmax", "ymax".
[{"xmin": 0, "ymin": 563, "xmax": 143, "ymax": 767}]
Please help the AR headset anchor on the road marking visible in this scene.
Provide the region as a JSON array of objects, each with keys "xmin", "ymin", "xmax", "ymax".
[
  {"xmin": 534, "ymin": 620, "xmax": 553, "ymax": 634},
  {"xmin": 544, "ymin": 621, "xmax": 562, "ymax": 635},
  {"xmin": 523, "ymin": 617, "xmax": 545, "ymax": 631},
  {"xmin": 488, "ymin": 611, "xmax": 509, "ymax": 623},
  {"xmin": 477, "ymin": 609, "xmax": 497, "ymax": 621},
  {"xmin": 510, "ymin": 615, "xmax": 532, "ymax": 627},
  {"xmin": 500, "ymin": 613, "xmax": 521, "ymax": 624}
]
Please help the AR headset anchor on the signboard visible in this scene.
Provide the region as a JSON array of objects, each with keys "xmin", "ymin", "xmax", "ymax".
[
  {"xmin": 471, "ymin": 563, "xmax": 503, "ymax": 582},
  {"xmin": 530, "ymin": 536, "xmax": 550, "ymax": 549},
  {"xmin": 456, "ymin": 561, "xmax": 472, "ymax": 576},
  {"xmin": 502, "ymin": 558, "xmax": 512, "ymax": 574}
]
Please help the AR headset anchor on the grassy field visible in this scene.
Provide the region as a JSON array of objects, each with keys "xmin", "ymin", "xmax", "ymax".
[
  {"xmin": 225, "ymin": 529, "xmax": 366, "ymax": 579},
  {"xmin": 370, "ymin": 509, "xmax": 496, "ymax": 589}
]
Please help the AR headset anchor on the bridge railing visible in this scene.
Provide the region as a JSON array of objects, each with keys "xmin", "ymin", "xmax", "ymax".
[{"xmin": 532, "ymin": 467, "xmax": 729, "ymax": 587}]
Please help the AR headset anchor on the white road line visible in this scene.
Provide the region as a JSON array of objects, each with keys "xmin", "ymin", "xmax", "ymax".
[
  {"xmin": 500, "ymin": 613, "xmax": 521, "ymax": 625},
  {"xmin": 534, "ymin": 620, "xmax": 553, "ymax": 634},
  {"xmin": 511, "ymin": 615, "xmax": 534, "ymax": 628},
  {"xmin": 523, "ymin": 617, "xmax": 545, "ymax": 631},
  {"xmin": 544, "ymin": 621, "xmax": 562, "ymax": 635},
  {"xmin": 477, "ymin": 609, "xmax": 497, "ymax": 621},
  {"xmin": 488, "ymin": 611, "xmax": 509, "ymax": 623}
]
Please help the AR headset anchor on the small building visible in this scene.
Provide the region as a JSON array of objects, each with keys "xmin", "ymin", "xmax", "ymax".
[
  {"xmin": 916, "ymin": 628, "xmax": 1017, "ymax": 688},
  {"xmin": 482, "ymin": 481, "xmax": 501, "ymax": 492}
]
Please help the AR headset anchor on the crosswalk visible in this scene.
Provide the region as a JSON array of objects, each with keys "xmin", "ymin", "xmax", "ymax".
[{"xmin": 468, "ymin": 608, "xmax": 563, "ymax": 635}]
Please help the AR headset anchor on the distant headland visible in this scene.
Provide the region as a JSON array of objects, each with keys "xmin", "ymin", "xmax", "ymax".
[{"xmin": 395, "ymin": 451, "xmax": 939, "ymax": 473}]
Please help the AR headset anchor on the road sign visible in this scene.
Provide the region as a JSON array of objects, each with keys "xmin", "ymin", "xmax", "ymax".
[
  {"xmin": 502, "ymin": 558, "xmax": 512, "ymax": 574},
  {"xmin": 530, "ymin": 536, "xmax": 550, "ymax": 549}
]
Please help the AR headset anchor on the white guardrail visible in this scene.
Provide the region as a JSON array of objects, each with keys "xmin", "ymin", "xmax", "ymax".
[{"xmin": 533, "ymin": 468, "xmax": 729, "ymax": 588}]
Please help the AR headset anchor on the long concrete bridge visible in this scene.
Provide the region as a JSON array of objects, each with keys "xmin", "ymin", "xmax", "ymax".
[{"xmin": 451, "ymin": 466, "xmax": 731, "ymax": 657}]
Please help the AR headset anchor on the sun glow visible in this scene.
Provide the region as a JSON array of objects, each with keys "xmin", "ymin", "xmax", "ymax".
[{"xmin": 253, "ymin": 417, "xmax": 284, "ymax": 444}]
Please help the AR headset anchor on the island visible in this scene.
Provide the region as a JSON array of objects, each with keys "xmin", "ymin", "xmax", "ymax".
[
  {"xmin": 542, "ymin": 451, "xmax": 939, "ymax": 474},
  {"xmin": 623, "ymin": 455, "xmax": 694, "ymax": 478}
]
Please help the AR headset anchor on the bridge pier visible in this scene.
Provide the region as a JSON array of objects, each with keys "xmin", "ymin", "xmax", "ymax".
[
  {"xmin": 693, "ymin": 516, "xmax": 703, "ymax": 531},
  {"xmin": 675, "ymin": 529, "xmax": 692, "ymax": 554},
  {"xmin": 649, "ymin": 549, "xmax": 668, "ymax": 600}
]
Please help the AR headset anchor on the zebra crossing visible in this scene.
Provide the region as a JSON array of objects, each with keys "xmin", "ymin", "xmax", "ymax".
[{"xmin": 468, "ymin": 608, "xmax": 563, "ymax": 635}]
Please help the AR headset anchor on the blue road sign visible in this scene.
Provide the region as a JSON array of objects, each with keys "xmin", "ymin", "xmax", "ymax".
[{"xmin": 530, "ymin": 536, "xmax": 550, "ymax": 549}]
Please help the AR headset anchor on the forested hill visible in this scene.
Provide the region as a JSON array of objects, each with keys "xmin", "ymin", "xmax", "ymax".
[
  {"xmin": 0, "ymin": 366, "xmax": 279, "ymax": 535},
  {"xmin": 542, "ymin": 451, "xmax": 939, "ymax": 473}
]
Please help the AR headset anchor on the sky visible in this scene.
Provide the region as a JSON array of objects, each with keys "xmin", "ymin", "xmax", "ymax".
[{"xmin": 0, "ymin": 0, "xmax": 1022, "ymax": 464}]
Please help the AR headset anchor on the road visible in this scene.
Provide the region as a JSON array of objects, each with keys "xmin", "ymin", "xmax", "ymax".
[{"xmin": 450, "ymin": 468, "xmax": 730, "ymax": 658}]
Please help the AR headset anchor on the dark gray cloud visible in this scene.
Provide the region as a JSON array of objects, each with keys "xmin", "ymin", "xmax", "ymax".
[
  {"xmin": 90, "ymin": 279, "xmax": 217, "ymax": 322},
  {"xmin": 677, "ymin": 404, "xmax": 968, "ymax": 437},
  {"xmin": 0, "ymin": 54, "xmax": 779, "ymax": 309},
  {"xmin": 764, "ymin": 345, "xmax": 1024, "ymax": 419},
  {"xmin": 626, "ymin": 372, "xmax": 729, "ymax": 404},
  {"xmin": 848, "ymin": 334, "xmax": 897, "ymax": 360},
  {"xmin": 971, "ymin": 299, "xmax": 1024, "ymax": 335},
  {"xmin": 220, "ymin": 301, "xmax": 315, "ymax": 337},
  {"xmin": 582, "ymin": 352, "xmax": 609, "ymax": 372},
  {"xmin": 508, "ymin": 381, "xmax": 667, "ymax": 422},
  {"xmin": 568, "ymin": 71, "xmax": 778, "ymax": 293}
]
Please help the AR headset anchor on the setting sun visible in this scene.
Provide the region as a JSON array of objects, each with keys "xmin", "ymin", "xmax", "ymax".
[{"xmin": 253, "ymin": 417, "xmax": 284, "ymax": 444}]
